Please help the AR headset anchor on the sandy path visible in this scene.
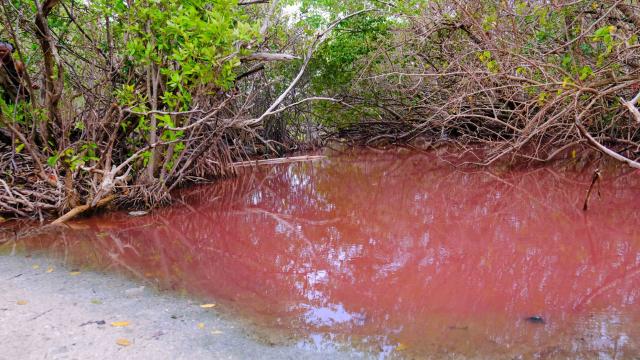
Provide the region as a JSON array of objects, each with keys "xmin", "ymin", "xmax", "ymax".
[{"xmin": 0, "ymin": 255, "xmax": 357, "ymax": 360}]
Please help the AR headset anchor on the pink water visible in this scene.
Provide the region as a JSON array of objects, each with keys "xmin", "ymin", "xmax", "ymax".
[{"xmin": 4, "ymin": 149, "xmax": 640, "ymax": 358}]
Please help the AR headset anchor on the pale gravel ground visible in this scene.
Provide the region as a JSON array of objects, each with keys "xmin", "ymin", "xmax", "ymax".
[{"xmin": 0, "ymin": 254, "xmax": 360, "ymax": 360}]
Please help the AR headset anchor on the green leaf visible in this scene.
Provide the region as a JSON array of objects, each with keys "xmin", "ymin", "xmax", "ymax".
[
  {"xmin": 47, "ymin": 155, "xmax": 60, "ymax": 168},
  {"xmin": 579, "ymin": 66, "xmax": 593, "ymax": 81}
]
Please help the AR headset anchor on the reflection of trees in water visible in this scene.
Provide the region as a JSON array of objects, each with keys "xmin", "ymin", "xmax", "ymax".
[{"xmin": 5, "ymin": 151, "xmax": 640, "ymax": 356}]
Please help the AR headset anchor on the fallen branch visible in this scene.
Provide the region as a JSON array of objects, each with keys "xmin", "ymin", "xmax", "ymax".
[
  {"xmin": 232, "ymin": 155, "xmax": 326, "ymax": 167},
  {"xmin": 51, "ymin": 194, "xmax": 115, "ymax": 225}
]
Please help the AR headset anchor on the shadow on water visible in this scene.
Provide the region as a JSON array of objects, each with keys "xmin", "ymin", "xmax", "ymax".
[{"xmin": 3, "ymin": 148, "xmax": 640, "ymax": 358}]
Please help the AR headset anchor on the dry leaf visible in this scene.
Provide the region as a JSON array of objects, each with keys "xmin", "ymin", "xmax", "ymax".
[
  {"xmin": 32, "ymin": 264, "xmax": 40, "ymax": 270},
  {"xmin": 46, "ymin": 267, "xmax": 54, "ymax": 273},
  {"xmin": 111, "ymin": 321, "xmax": 130, "ymax": 327},
  {"xmin": 200, "ymin": 303, "xmax": 216, "ymax": 308},
  {"xmin": 69, "ymin": 271, "xmax": 81, "ymax": 276},
  {"xmin": 91, "ymin": 299, "xmax": 102, "ymax": 305},
  {"xmin": 211, "ymin": 330, "xmax": 223, "ymax": 335},
  {"xmin": 116, "ymin": 338, "xmax": 131, "ymax": 347},
  {"xmin": 197, "ymin": 323, "xmax": 205, "ymax": 329},
  {"xmin": 395, "ymin": 343, "xmax": 408, "ymax": 351},
  {"xmin": 16, "ymin": 300, "xmax": 28, "ymax": 305}
]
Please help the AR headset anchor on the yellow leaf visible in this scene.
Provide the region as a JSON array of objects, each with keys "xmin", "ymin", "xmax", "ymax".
[
  {"xmin": 197, "ymin": 323, "xmax": 205, "ymax": 329},
  {"xmin": 200, "ymin": 304, "xmax": 216, "ymax": 308},
  {"xmin": 211, "ymin": 330, "xmax": 223, "ymax": 335},
  {"xmin": 16, "ymin": 300, "xmax": 28, "ymax": 305},
  {"xmin": 32, "ymin": 264, "xmax": 40, "ymax": 270},
  {"xmin": 116, "ymin": 338, "xmax": 131, "ymax": 347},
  {"xmin": 395, "ymin": 343, "xmax": 408, "ymax": 351},
  {"xmin": 571, "ymin": 149, "xmax": 577, "ymax": 159},
  {"xmin": 69, "ymin": 271, "xmax": 81, "ymax": 276},
  {"xmin": 91, "ymin": 299, "xmax": 103, "ymax": 305},
  {"xmin": 46, "ymin": 267, "xmax": 54, "ymax": 273},
  {"xmin": 111, "ymin": 321, "xmax": 130, "ymax": 327}
]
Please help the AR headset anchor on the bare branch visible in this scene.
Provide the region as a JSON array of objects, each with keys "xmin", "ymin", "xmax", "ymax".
[
  {"xmin": 238, "ymin": 0, "xmax": 269, "ymax": 5},
  {"xmin": 241, "ymin": 52, "xmax": 300, "ymax": 62},
  {"xmin": 576, "ymin": 121, "xmax": 640, "ymax": 169},
  {"xmin": 241, "ymin": 8, "xmax": 374, "ymax": 127},
  {"xmin": 622, "ymin": 91, "xmax": 640, "ymax": 123}
]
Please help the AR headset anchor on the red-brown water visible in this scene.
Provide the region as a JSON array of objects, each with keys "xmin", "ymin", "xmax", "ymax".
[{"xmin": 3, "ymin": 149, "xmax": 640, "ymax": 358}]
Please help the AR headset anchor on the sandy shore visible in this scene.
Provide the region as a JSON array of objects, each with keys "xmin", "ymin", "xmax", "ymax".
[{"xmin": 0, "ymin": 254, "xmax": 358, "ymax": 360}]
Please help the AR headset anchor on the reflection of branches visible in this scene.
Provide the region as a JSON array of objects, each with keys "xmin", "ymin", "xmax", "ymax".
[
  {"xmin": 233, "ymin": 208, "xmax": 319, "ymax": 252},
  {"xmin": 574, "ymin": 265, "xmax": 640, "ymax": 310},
  {"xmin": 105, "ymin": 250, "xmax": 148, "ymax": 282},
  {"xmin": 240, "ymin": 208, "xmax": 339, "ymax": 226}
]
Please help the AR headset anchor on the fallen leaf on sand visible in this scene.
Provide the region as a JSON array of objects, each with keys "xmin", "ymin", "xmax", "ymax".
[
  {"xmin": 69, "ymin": 271, "xmax": 81, "ymax": 276},
  {"xmin": 200, "ymin": 304, "xmax": 216, "ymax": 308},
  {"xmin": 211, "ymin": 330, "xmax": 223, "ymax": 335},
  {"xmin": 197, "ymin": 323, "xmax": 205, "ymax": 329},
  {"xmin": 91, "ymin": 299, "xmax": 103, "ymax": 305},
  {"xmin": 46, "ymin": 267, "xmax": 54, "ymax": 273},
  {"xmin": 16, "ymin": 300, "xmax": 28, "ymax": 305},
  {"xmin": 111, "ymin": 321, "xmax": 130, "ymax": 327},
  {"xmin": 116, "ymin": 338, "xmax": 131, "ymax": 347},
  {"xmin": 32, "ymin": 264, "xmax": 40, "ymax": 270},
  {"xmin": 395, "ymin": 343, "xmax": 408, "ymax": 351}
]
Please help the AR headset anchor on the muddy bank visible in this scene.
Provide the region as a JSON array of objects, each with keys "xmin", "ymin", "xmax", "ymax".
[{"xmin": 0, "ymin": 255, "xmax": 357, "ymax": 360}]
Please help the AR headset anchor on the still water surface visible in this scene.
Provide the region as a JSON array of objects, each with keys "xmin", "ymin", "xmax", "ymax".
[{"xmin": 4, "ymin": 149, "xmax": 640, "ymax": 358}]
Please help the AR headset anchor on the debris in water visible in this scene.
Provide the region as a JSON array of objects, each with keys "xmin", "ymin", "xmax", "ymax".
[
  {"xmin": 525, "ymin": 316, "xmax": 545, "ymax": 324},
  {"xmin": 128, "ymin": 211, "xmax": 148, "ymax": 217}
]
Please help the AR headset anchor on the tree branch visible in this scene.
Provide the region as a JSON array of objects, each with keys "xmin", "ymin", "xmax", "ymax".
[
  {"xmin": 241, "ymin": 8, "xmax": 374, "ymax": 127},
  {"xmin": 622, "ymin": 90, "xmax": 640, "ymax": 123},
  {"xmin": 576, "ymin": 121, "xmax": 640, "ymax": 169},
  {"xmin": 241, "ymin": 52, "xmax": 300, "ymax": 62}
]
